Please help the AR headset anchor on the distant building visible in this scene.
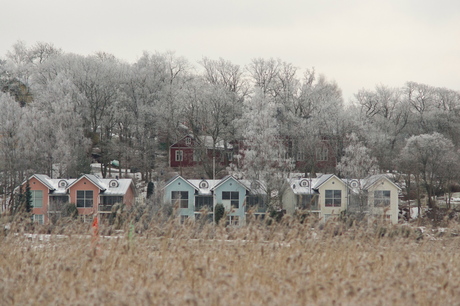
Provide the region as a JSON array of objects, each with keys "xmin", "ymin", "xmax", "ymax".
[
  {"xmin": 163, "ymin": 175, "xmax": 266, "ymax": 226},
  {"xmin": 282, "ymin": 174, "xmax": 400, "ymax": 224},
  {"xmin": 169, "ymin": 134, "xmax": 337, "ymax": 176},
  {"xmin": 283, "ymin": 174, "xmax": 348, "ymax": 222},
  {"xmin": 169, "ymin": 135, "xmax": 233, "ymax": 168},
  {"xmin": 19, "ymin": 174, "xmax": 136, "ymax": 224},
  {"xmin": 345, "ymin": 175, "xmax": 401, "ymax": 224}
]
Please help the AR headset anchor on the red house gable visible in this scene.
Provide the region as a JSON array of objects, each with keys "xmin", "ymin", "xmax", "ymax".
[
  {"xmin": 294, "ymin": 138, "xmax": 337, "ymax": 173},
  {"xmin": 170, "ymin": 135, "xmax": 197, "ymax": 168},
  {"xmin": 169, "ymin": 135, "xmax": 234, "ymax": 169}
]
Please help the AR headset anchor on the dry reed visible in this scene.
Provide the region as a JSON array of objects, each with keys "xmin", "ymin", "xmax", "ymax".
[{"xmin": 1, "ymin": 216, "xmax": 460, "ymax": 305}]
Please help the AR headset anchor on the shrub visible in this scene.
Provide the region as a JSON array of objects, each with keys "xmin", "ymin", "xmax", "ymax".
[{"xmin": 215, "ymin": 203, "xmax": 225, "ymax": 224}]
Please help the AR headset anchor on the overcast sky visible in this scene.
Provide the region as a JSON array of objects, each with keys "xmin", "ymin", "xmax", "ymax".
[{"xmin": 1, "ymin": 0, "xmax": 459, "ymax": 102}]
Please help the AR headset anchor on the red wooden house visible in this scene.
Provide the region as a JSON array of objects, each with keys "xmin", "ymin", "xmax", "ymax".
[
  {"xmin": 293, "ymin": 137, "xmax": 337, "ymax": 173},
  {"xmin": 169, "ymin": 135, "xmax": 234, "ymax": 168}
]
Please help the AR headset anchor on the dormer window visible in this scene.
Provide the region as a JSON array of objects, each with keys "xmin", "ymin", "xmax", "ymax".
[{"xmin": 199, "ymin": 180, "xmax": 209, "ymax": 189}]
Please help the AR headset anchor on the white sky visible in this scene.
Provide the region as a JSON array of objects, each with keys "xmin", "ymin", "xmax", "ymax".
[{"xmin": 1, "ymin": 0, "xmax": 459, "ymax": 102}]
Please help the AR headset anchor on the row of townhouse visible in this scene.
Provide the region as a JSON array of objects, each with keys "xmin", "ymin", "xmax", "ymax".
[
  {"xmin": 164, "ymin": 174, "xmax": 401, "ymax": 225},
  {"xmin": 163, "ymin": 176, "xmax": 266, "ymax": 225},
  {"xmin": 20, "ymin": 172, "xmax": 399, "ymax": 226},
  {"xmin": 19, "ymin": 174, "xmax": 136, "ymax": 224},
  {"xmin": 284, "ymin": 174, "xmax": 401, "ymax": 224}
]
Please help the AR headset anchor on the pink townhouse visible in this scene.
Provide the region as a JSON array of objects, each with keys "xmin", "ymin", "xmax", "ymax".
[{"xmin": 20, "ymin": 174, "xmax": 136, "ymax": 224}]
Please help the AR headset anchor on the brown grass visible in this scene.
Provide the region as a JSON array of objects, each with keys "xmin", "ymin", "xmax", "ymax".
[{"xmin": 2, "ymin": 217, "xmax": 460, "ymax": 305}]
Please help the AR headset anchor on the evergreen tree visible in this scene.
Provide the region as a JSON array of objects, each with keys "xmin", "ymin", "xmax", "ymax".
[
  {"xmin": 146, "ymin": 181, "xmax": 154, "ymax": 199},
  {"xmin": 24, "ymin": 180, "xmax": 32, "ymax": 213}
]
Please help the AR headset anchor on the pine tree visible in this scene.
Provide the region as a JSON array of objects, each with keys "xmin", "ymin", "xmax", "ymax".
[
  {"xmin": 146, "ymin": 181, "xmax": 154, "ymax": 199},
  {"xmin": 24, "ymin": 180, "xmax": 32, "ymax": 213}
]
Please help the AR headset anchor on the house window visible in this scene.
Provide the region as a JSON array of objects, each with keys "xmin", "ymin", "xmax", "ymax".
[
  {"xmin": 195, "ymin": 212, "xmax": 214, "ymax": 223},
  {"xmin": 226, "ymin": 152, "xmax": 233, "ymax": 162},
  {"xmin": 222, "ymin": 191, "xmax": 239, "ymax": 209},
  {"xmin": 195, "ymin": 196, "xmax": 213, "ymax": 211},
  {"xmin": 172, "ymin": 191, "xmax": 189, "ymax": 209},
  {"xmin": 185, "ymin": 137, "xmax": 191, "ymax": 145},
  {"xmin": 316, "ymin": 147, "xmax": 328, "ymax": 161},
  {"xmin": 228, "ymin": 215, "xmax": 239, "ymax": 226},
  {"xmin": 76, "ymin": 190, "xmax": 93, "ymax": 208},
  {"xmin": 193, "ymin": 148, "xmax": 202, "ymax": 162},
  {"xmin": 101, "ymin": 196, "xmax": 124, "ymax": 206},
  {"xmin": 31, "ymin": 190, "xmax": 43, "ymax": 208},
  {"xmin": 374, "ymin": 190, "xmax": 391, "ymax": 207},
  {"xmin": 180, "ymin": 215, "xmax": 189, "ymax": 224},
  {"xmin": 296, "ymin": 151, "xmax": 305, "ymax": 161},
  {"xmin": 175, "ymin": 150, "xmax": 183, "ymax": 162},
  {"xmin": 49, "ymin": 195, "xmax": 69, "ymax": 211},
  {"xmin": 299, "ymin": 194, "xmax": 318, "ymax": 210},
  {"xmin": 325, "ymin": 190, "xmax": 341, "ymax": 207},
  {"xmin": 246, "ymin": 195, "xmax": 267, "ymax": 212},
  {"xmin": 33, "ymin": 214, "xmax": 44, "ymax": 224}
]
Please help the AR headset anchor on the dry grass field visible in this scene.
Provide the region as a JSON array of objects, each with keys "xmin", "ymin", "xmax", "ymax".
[{"xmin": 2, "ymin": 218, "xmax": 460, "ymax": 305}]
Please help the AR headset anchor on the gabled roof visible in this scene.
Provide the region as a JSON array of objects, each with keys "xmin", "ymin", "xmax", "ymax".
[
  {"xmin": 164, "ymin": 175, "xmax": 198, "ymax": 191},
  {"xmin": 312, "ymin": 174, "xmax": 342, "ymax": 190},
  {"xmin": 344, "ymin": 174, "xmax": 401, "ymax": 194},
  {"xmin": 362, "ymin": 174, "xmax": 401, "ymax": 191},
  {"xmin": 31, "ymin": 174, "xmax": 56, "ymax": 191},
  {"xmin": 287, "ymin": 174, "xmax": 347, "ymax": 195},
  {"xmin": 18, "ymin": 174, "xmax": 134, "ymax": 196},
  {"xmin": 66, "ymin": 174, "xmax": 107, "ymax": 191},
  {"xmin": 170, "ymin": 134, "xmax": 233, "ymax": 150},
  {"xmin": 239, "ymin": 180, "xmax": 267, "ymax": 195},
  {"xmin": 20, "ymin": 174, "xmax": 56, "ymax": 191},
  {"xmin": 210, "ymin": 176, "xmax": 249, "ymax": 192},
  {"xmin": 170, "ymin": 134, "xmax": 194, "ymax": 149},
  {"xmin": 101, "ymin": 179, "xmax": 135, "ymax": 196}
]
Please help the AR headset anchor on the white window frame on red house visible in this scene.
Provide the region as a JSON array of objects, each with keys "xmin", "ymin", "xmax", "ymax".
[
  {"xmin": 193, "ymin": 148, "xmax": 203, "ymax": 162},
  {"xmin": 316, "ymin": 147, "xmax": 328, "ymax": 161},
  {"xmin": 175, "ymin": 150, "xmax": 183, "ymax": 162},
  {"xmin": 296, "ymin": 151, "xmax": 305, "ymax": 161}
]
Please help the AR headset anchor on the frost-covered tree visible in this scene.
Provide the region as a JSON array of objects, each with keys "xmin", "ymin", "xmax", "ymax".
[
  {"xmin": 247, "ymin": 58, "xmax": 280, "ymax": 97},
  {"xmin": 353, "ymin": 85, "xmax": 410, "ymax": 171},
  {"xmin": 399, "ymin": 132, "xmax": 459, "ymax": 209},
  {"xmin": 0, "ymin": 93, "xmax": 27, "ymax": 211},
  {"xmin": 200, "ymin": 57, "xmax": 249, "ymax": 99},
  {"xmin": 337, "ymin": 133, "xmax": 379, "ymax": 179},
  {"xmin": 286, "ymin": 70, "xmax": 345, "ymax": 175},
  {"xmin": 232, "ymin": 89, "xmax": 292, "ymax": 208},
  {"xmin": 30, "ymin": 74, "xmax": 91, "ymax": 177}
]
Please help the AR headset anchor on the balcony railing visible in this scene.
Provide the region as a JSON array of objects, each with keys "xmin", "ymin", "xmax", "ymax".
[
  {"xmin": 195, "ymin": 204, "xmax": 213, "ymax": 212},
  {"xmin": 246, "ymin": 205, "xmax": 268, "ymax": 213},
  {"xmin": 98, "ymin": 204, "xmax": 114, "ymax": 212},
  {"xmin": 298, "ymin": 205, "xmax": 320, "ymax": 211}
]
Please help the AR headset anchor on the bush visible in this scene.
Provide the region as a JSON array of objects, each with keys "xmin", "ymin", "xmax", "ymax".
[{"xmin": 215, "ymin": 203, "xmax": 225, "ymax": 225}]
